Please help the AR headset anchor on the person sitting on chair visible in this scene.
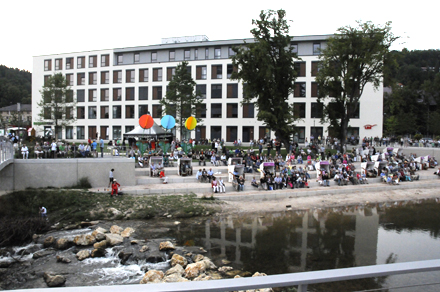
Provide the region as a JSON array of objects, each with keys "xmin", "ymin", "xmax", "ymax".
[
  {"xmin": 202, "ymin": 168, "xmax": 208, "ymax": 182},
  {"xmin": 218, "ymin": 177, "xmax": 226, "ymax": 193},
  {"xmin": 251, "ymin": 176, "xmax": 259, "ymax": 188},
  {"xmin": 196, "ymin": 169, "xmax": 203, "ymax": 181},
  {"xmin": 207, "ymin": 168, "xmax": 214, "ymax": 182},
  {"xmin": 237, "ymin": 175, "xmax": 245, "ymax": 191},
  {"xmin": 199, "ymin": 152, "xmax": 206, "ymax": 166},
  {"xmin": 211, "ymin": 176, "xmax": 218, "ymax": 192},
  {"xmin": 160, "ymin": 170, "xmax": 168, "ymax": 184},
  {"xmin": 21, "ymin": 144, "xmax": 29, "ymax": 159}
]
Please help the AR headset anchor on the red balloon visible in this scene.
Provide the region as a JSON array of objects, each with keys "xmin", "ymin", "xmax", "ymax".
[{"xmin": 139, "ymin": 114, "xmax": 154, "ymax": 129}]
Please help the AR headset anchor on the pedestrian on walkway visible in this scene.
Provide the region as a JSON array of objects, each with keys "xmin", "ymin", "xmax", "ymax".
[
  {"xmin": 108, "ymin": 169, "xmax": 114, "ymax": 187},
  {"xmin": 100, "ymin": 137, "xmax": 104, "ymax": 158}
]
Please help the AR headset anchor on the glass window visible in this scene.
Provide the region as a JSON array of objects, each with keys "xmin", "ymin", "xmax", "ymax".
[
  {"xmin": 101, "ymin": 54, "xmax": 109, "ymax": 67},
  {"xmin": 151, "ymin": 52, "xmax": 157, "ymax": 62},
  {"xmin": 214, "ymin": 47, "xmax": 221, "ymax": 59},
  {"xmin": 125, "ymin": 105, "xmax": 135, "ymax": 119},
  {"xmin": 44, "ymin": 59, "xmax": 52, "ymax": 71},
  {"xmin": 294, "ymin": 82, "xmax": 306, "ymax": 97},
  {"xmin": 184, "ymin": 49, "xmax": 190, "ymax": 60},
  {"xmin": 227, "ymin": 64, "xmax": 237, "ymax": 79},
  {"xmin": 66, "ymin": 58, "xmax": 73, "ymax": 69},
  {"xmin": 88, "ymin": 89, "xmax": 97, "ymax": 102},
  {"xmin": 167, "ymin": 67, "xmax": 176, "ymax": 81},
  {"xmin": 228, "ymin": 47, "xmax": 235, "ymax": 57},
  {"xmin": 211, "ymin": 84, "xmax": 222, "ymax": 99},
  {"xmin": 313, "ymin": 43, "xmax": 321, "ymax": 55},
  {"xmin": 101, "ymin": 71, "xmax": 109, "ymax": 84},
  {"xmin": 169, "ymin": 50, "xmax": 175, "ymax": 61},
  {"xmin": 66, "ymin": 74, "xmax": 73, "ymax": 86},
  {"xmin": 138, "ymin": 105, "xmax": 148, "ymax": 117},
  {"xmin": 227, "ymin": 84, "xmax": 238, "ymax": 98},
  {"xmin": 101, "ymin": 106, "xmax": 109, "ymax": 119},
  {"xmin": 294, "ymin": 103, "xmax": 306, "ymax": 118},
  {"xmin": 66, "ymin": 126, "xmax": 73, "ymax": 139},
  {"xmin": 117, "ymin": 54, "xmax": 123, "ymax": 64},
  {"xmin": 77, "ymin": 90, "xmax": 85, "ymax": 102},
  {"xmin": 77, "ymin": 126, "xmax": 85, "ymax": 139},
  {"xmin": 153, "ymin": 68, "xmax": 162, "ymax": 81},
  {"xmin": 113, "ymin": 106, "xmax": 121, "ymax": 119},
  {"xmin": 77, "ymin": 73, "xmax": 85, "ymax": 85},
  {"xmin": 196, "ymin": 104, "xmax": 206, "ymax": 118},
  {"xmin": 113, "ymin": 88, "xmax": 122, "ymax": 101},
  {"xmin": 290, "ymin": 43, "xmax": 298, "ymax": 54},
  {"xmin": 55, "ymin": 59, "xmax": 62, "ymax": 70},
  {"xmin": 152, "ymin": 104, "xmax": 162, "ymax": 118},
  {"xmin": 89, "ymin": 56, "xmax": 97, "ymax": 68},
  {"xmin": 113, "ymin": 126, "xmax": 121, "ymax": 140},
  {"xmin": 311, "ymin": 102, "xmax": 323, "ymax": 119},
  {"xmin": 77, "ymin": 107, "xmax": 85, "ymax": 119},
  {"xmin": 205, "ymin": 48, "xmax": 209, "ymax": 59},
  {"xmin": 89, "ymin": 72, "xmax": 97, "ymax": 85},
  {"xmin": 211, "ymin": 103, "xmax": 222, "ymax": 118},
  {"xmin": 139, "ymin": 86, "xmax": 148, "ymax": 100},
  {"xmin": 77, "ymin": 57, "xmax": 85, "ymax": 69},
  {"xmin": 126, "ymin": 87, "xmax": 135, "ymax": 101},
  {"xmin": 139, "ymin": 68, "xmax": 148, "ymax": 82},
  {"xmin": 113, "ymin": 70, "xmax": 122, "ymax": 83},
  {"xmin": 100, "ymin": 89, "xmax": 109, "ymax": 101},
  {"xmin": 227, "ymin": 103, "xmax": 238, "ymax": 118},
  {"xmin": 194, "ymin": 49, "xmax": 198, "ymax": 60},
  {"xmin": 294, "ymin": 62, "xmax": 306, "ymax": 77},
  {"xmin": 196, "ymin": 66, "xmax": 207, "ymax": 80},
  {"xmin": 153, "ymin": 86, "xmax": 162, "ymax": 100},
  {"xmin": 196, "ymin": 85, "xmax": 206, "ymax": 99},
  {"xmin": 211, "ymin": 65, "xmax": 222, "ymax": 79},
  {"xmin": 88, "ymin": 106, "xmax": 97, "ymax": 119},
  {"xmin": 211, "ymin": 126, "xmax": 221, "ymax": 140},
  {"xmin": 226, "ymin": 126, "xmax": 237, "ymax": 142},
  {"xmin": 126, "ymin": 70, "xmax": 135, "ymax": 83},
  {"xmin": 134, "ymin": 53, "xmax": 140, "ymax": 63},
  {"xmin": 243, "ymin": 103, "xmax": 254, "ymax": 118}
]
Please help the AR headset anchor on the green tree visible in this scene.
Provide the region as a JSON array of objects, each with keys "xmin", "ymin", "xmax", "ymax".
[
  {"xmin": 37, "ymin": 73, "xmax": 76, "ymax": 138},
  {"xmin": 159, "ymin": 61, "xmax": 204, "ymax": 139},
  {"xmin": 231, "ymin": 9, "xmax": 298, "ymax": 148},
  {"xmin": 316, "ymin": 21, "xmax": 398, "ymax": 149}
]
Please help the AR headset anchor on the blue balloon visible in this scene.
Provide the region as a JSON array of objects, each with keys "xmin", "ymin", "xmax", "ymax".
[{"xmin": 161, "ymin": 115, "xmax": 176, "ymax": 129}]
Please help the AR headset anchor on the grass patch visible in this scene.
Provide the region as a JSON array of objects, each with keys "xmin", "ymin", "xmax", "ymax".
[{"xmin": 0, "ymin": 189, "xmax": 223, "ymax": 226}]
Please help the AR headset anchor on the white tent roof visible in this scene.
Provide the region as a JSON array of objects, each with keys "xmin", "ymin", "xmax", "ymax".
[{"xmin": 123, "ymin": 123, "xmax": 171, "ymax": 137}]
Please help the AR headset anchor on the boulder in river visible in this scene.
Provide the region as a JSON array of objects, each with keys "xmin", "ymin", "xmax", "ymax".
[
  {"xmin": 121, "ymin": 227, "xmax": 135, "ymax": 238},
  {"xmin": 105, "ymin": 234, "xmax": 123, "ymax": 246},
  {"xmin": 140, "ymin": 270, "xmax": 164, "ymax": 284},
  {"xmin": 76, "ymin": 250, "xmax": 91, "ymax": 261},
  {"xmin": 43, "ymin": 272, "xmax": 66, "ymax": 287},
  {"xmin": 43, "ymin": 236, "xmax": 55, "ymax": 248},
  {"xmin": 73, "ymin": 234, "xmax": 96, "ymax": 246},
  {"xmin": 170, "ymin": 253, "xmax": 187, "ymax": 267},
  {"xmin": 159, "ymin": 241, "xmax": 175, "ymax": 251},
  {"xmin": 110, "ymin": 225, "xmax": 123, "ymax": 234}
]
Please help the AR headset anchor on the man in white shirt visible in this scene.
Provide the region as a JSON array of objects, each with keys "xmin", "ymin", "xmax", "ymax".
[
  {"xmin": 207, "ymin": 168, "xmax": 214, "ymax": 182},
  {"xmin": 78, "ymin": 143, "xmax": 85, "ymax": 157},
  {"xmin": 21, "ymin": 144, "xmax": 29, "ymax": 159},
  {"xmin": 51, "ymin": 140, "xmax": 57, "ymax": 158}
]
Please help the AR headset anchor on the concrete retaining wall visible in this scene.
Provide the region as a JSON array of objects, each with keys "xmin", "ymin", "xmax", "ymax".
[{"xmin": 10, "ymin": 158, "xmax": 135, "ymax": 190}]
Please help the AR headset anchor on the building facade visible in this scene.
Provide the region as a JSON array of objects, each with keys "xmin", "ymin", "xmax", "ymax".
[{"xmin": 32, "ymin": 35, "xmax": 383, "ymax": 143}]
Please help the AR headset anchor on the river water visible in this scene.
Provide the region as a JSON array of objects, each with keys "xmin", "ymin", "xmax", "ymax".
[{"xmin": 2, "ymin": 198, "xmax": 440, "ymax": 291}]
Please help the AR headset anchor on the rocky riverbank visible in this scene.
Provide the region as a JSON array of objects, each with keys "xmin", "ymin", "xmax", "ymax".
[{"xmin": 0, "ymin": 220, "xmax": 272, "ymax": 291}]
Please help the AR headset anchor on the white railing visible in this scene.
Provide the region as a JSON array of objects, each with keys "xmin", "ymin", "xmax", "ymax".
[
  {"xmin": 0, "ymin": 137, "xmax": 14, "ymax": 165},
  {"xmin": 5, "ymin": 259, "xmax": 440, "ymax": 292}
]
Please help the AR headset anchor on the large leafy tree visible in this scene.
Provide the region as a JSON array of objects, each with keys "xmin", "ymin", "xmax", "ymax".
[
  {"xmin": 316, "ymin": 21, "xmax": 398, "ymax": 149},
  {"xmin": 37, "ymin": 73, "xmax": 76, "ymax": 138},
  {"xmin": 160, "ymin": 61, "xmax": 204, "ymax": 140},
  {"xmin": 231, "ymin": 9, "xmax": 298, "ymax": 148}
]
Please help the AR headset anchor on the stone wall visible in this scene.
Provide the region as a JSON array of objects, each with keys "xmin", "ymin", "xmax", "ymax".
[{"xmin": 8, "ymin": 158, "xmax": 135, "ymax": 190}]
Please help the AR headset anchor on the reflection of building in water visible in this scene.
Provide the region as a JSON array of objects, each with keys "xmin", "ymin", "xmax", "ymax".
[{"xmin": 202, "ymin": 206, "xmax": 379, "ymax": 270}]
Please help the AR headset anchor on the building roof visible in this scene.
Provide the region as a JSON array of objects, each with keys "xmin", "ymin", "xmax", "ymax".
[{"xmin": 0, "ymin": 104, "xmax": 32, "ymax": 112}]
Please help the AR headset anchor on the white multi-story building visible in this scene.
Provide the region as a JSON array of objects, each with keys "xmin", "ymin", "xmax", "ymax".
[{"xmin": 32, "ymin": 35, "xmax": 383, "ymax": 143}]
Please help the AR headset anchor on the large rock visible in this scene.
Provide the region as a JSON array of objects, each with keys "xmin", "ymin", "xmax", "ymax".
[
  {"xmin": 73, "ymin": 234, "xmax": 96, "ymax": 246},
  {"xmin": 170, "ymin": 254, "xmax": 187, "ymax": 267},
  {"xmin": 193, "ymin": 254, "xmax": 204, "ymax": 262},
  {"xmin": 56, "ymin": 255, "xmax": 71, "ymax": 263},
  {"xmin": 43, "ymin": 236, "xmax": 55, "ymax": 248},
  {"xmin": 139, "ymin": 245, "xmax": 149, "ymax": 253},
  {"xmin": 184, "ymin": 261, "xmax": 206, "ymax": 279},
  {"xmin": 140, "ymin": 270, "xmax": 164, "ymax": 284},
  {"xmin": 91, "ymin": 249, "xmax": 106, "ymax": 258},
  {"xmin": 164, "ymin": 273, "xmax": 189, "ymax": 283},
  {"xmin": 92, "ymin": 227, "xmax": 107, "ymax": 241},
  {"xmin": 121, "ymin": 227, "xmax": 135, "ymax": 238},
  {"xmin": 33, "ymin": 248, "xmax": 56, "ymax": 259},
  {"xmin": 110, "ymin": 225, "xmax": 123, "ymax": 234},
  {"xmin": 93, "ymin": 240, "xmax": 107, "ymax": 250},
  {"xmin": 43, "ymin": 272, "xmax": 66, "ymax": 287},
  {"xmin": 76, "ymin": 250, "xmax": 91, "ymax": 261},
  {"xmin": 193, "ymin": 273, "xmax": 213, "ymax": 281},
  {"xmin": 159, "ymin": 241, "xmax": 175, "ymax": 251},
  {"xmin": 55, "ymin": 238, "xmax": 71, "ymax": 250},
  {"xmin": 165, "ymin": 264, "xmax": 184, "ymax": 276},
  {"xmin": 201, "ymin": 258, "xmax": 217, "ymax": 270},
  {"xmin": 118, "ymin": 250, "xmax": 133, "ymax": 264},
  {"xmin": 105, "ymin": 234, "xmax": 123, "ymax": 246},
  {"xmin": 109, "ymin": 208, "xmax": 122, "ymax": 218}
]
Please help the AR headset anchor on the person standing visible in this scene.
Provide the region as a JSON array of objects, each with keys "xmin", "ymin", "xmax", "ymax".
[
  {"xmin": 108, "ymin": 169, "xmax": 114, "ymax": 187},
  {"xmin": 39, "ymin": 206, "xmax": 47, "ymax": 219},
  {"xmin": 99, "ymin": 137, "xmax": 104, "ymax": 158},
  {"xmin": 51, "ymin": 140, "xmax": 57, "ymax": 158},
  {"xmin": 92, "ymin": 140, "xmax": 98, "ymax": 158}
]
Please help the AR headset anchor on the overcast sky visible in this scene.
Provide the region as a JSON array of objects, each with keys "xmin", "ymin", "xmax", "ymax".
[{"xmin": 1, "ymin": 0, "xmax": 436, "ymax": 72}]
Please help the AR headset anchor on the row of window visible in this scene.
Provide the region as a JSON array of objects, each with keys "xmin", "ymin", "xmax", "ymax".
[
  {"xmin": 44, "ymin": 55, "xmax": 110, "ymax": 71},
  {"xmin": 71, "ymin": 81, "xmax": 320, "ymax": 102},
  {"xmin": 75, "ymin": 103, "xmax": 255, "ymax": 120},
  {"xmin": 45, "ymin": 62, "xmax": 320, "ymax": 84}
]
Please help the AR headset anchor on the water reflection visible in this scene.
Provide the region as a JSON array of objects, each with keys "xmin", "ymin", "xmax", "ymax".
[{"xmin": 171, "ymin": 198, "xmax": 440, "ymax": 291}]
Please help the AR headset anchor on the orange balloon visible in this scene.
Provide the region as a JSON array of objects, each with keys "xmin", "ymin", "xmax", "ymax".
[
  {"xmin": 139, "ymin": 114, "xmax": 154, "ymax": 129},
  {"xmin": 185, "ymin": 116, "xmax": 197, "ymax": 131}
]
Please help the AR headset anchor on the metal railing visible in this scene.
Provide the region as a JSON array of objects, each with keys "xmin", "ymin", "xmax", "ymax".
[
  {"xmin": 5, "ymin": 259, "xmax": 440, "ymax": 292},
  {"xmin": 0, "ymin": 137, "xmax": 14, "ymax": 165}
]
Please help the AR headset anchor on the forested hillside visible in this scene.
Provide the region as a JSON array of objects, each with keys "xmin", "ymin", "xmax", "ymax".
[
  {"xmin": 384, "ymin": 49, "xmax": 440, "ymax": 137},
  {"xmin": 0, "ymin": 65, "xmax": 32, "ymax": 108}
]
